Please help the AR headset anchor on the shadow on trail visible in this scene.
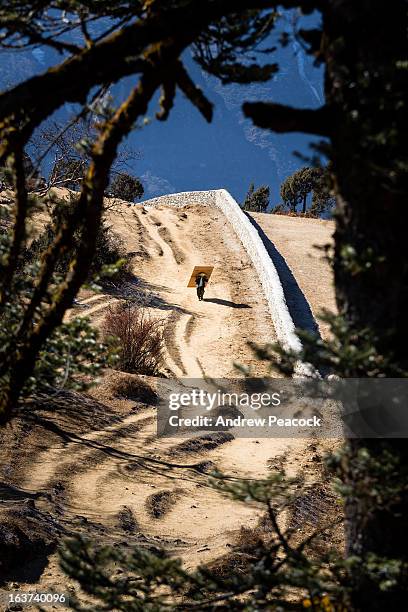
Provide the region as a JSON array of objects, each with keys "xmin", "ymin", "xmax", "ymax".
[
  {"xmin": 246, "ymin": 213, "xmax": 320, "ymax": 337},
  {"xmin": 27, "ymin": 415, "xmax": 210, "ymax": 477},
  {"xmin": 203, "ymin": 298, "xmax": 251, "ymax": 309},
  {"xmin": 78, "ymin": 275, "xmax": 193, "ymax": 316},
  {"xmin": 0, "ymin": 482, "xmax": 45, "ymax": 502}
]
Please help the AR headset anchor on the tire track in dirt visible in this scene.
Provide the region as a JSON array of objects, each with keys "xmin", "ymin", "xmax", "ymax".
[
  {"xmin": 141, "ymin": 216, "xmax": 192, "ymax": 376},
  {"xmin": 164, "ymin": 310, "xmax": 188, "ymax": 376},
  {"xmin": 138, "ymin": 211, "xmax": 201, "ymax": 377},
  {"xmin": 157, "ymin": 226, "xmax": 185, "ymax": 265}
]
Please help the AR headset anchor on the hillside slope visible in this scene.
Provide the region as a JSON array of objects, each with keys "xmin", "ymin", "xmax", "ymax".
[
  {"xmin": 0, "ymin": 196, "xmax": 336, "ymax": 599},
  {"xmin": 102, "ymin": 201, "xmax": 277, "ymax": 377},
  {"xmin": 248, "ymin": 213, "xmax": 336, "ymax": 339}
]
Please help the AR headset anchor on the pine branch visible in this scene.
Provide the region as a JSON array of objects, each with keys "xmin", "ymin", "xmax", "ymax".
[
  {"xmin": 1, "ymin": 37, "xmax": 198, "ymax": 419},
  {"xmin": 0, "ymin": 0, "xmax": 319, "ymax": 161},
  {"xmin": 243, "ymin": 101, "xmax": 332, "ymax": 137}
]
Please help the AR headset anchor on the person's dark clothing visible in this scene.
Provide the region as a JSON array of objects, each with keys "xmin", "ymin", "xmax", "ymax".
[{"xmin": 195, "ymin": 274, "xmax": 208, "ymax": 300}]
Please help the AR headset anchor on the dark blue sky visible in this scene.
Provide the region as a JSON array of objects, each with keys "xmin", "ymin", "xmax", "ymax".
[
  {"xmin": 128, "ymin": 9, "xmax": 325, "ymax": 205},
  {"xmin": 131, "ymin": 44, "xmax": 324, "ymax": 205},
  {"xmin": 0, "ymin": 10, "xmax": 324, "ymax": 207}
]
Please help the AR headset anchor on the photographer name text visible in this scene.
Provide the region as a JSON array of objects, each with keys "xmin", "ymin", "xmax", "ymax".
[{"xmin": 168, "ymin": 414, "xmax": 322, "ymax": 428}]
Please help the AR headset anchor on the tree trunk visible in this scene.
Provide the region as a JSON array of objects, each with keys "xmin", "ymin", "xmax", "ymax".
[
  {"xmin": 324, "ymin": 1, "xmax": 408, "ymax": 608},
  {"xmin": 302, "ymin": 194, "xmax": 307, "ymax": 214}
]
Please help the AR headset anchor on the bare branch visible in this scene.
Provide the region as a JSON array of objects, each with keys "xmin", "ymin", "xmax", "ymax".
[
  {"xmin": 2, "ymin": 36, "xmax": 194, "ymax": 419},
  {"xmin": 175, "ymin": 61, "xmax": 213, "ymax": 122},
  {"xmin": 80, "ymin": 16, "xmax": 93, "ymax": 49},
  {"xmin": 156, "ymin": 79, "xmax": 176, "ymax": 121},
  {"xmin": 0, "ymin": 148, "xmax": 28, "ymax": 310}
]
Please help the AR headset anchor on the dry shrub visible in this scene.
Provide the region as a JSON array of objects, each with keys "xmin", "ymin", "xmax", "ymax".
[
  {"xmin": 103, "ymin": 302, "xmax": 164, "ymax": 376},
  {"xmin": 204, "ymin": 552, "xmax": 249, "ymax": 580},
  {"xmin": 205, "ymin": 526, "xmax": 266, "ymax": 580},
  {"xmin": 271, "ymin": 209, "xmax": 319, "ymax": 218},
  {"xmin": 116, "ymin": 506, "xmax": 139, "ymax": 534},
  {"xmin": 235, "ymin": 526, "xmax": 265, "ymax": 554},
  {"xmin": 110, "ymin": 373, "xmax": 158, "ymax": 405}
]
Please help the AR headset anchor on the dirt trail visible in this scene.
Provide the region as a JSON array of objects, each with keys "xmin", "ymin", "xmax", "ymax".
[
  {"xmin": 1, "ymin": 199, "xmax": 327, "ymax": 595},
  {"xmin": 69, "ymin": 203, "xmax": 276, "ymax": 376}
]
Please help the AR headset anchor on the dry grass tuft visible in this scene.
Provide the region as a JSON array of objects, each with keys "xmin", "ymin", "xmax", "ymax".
[
  {"xmin": 205, "ymin": 526, "xmax": 266, "ymax": 580},
  {"xmin": 109, "ymin": 374, "xmax": 158, "ymax": 405},
  {"xmin": 145, "ymin": 490, "xmax": 179, "ymax": 519},
  {"xmin": 170, "ymin": 432, "xmax": 234, "ymax": 456}
]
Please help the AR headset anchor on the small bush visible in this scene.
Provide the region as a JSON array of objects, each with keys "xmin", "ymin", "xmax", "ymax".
[
  {"xmin": 242, "ymin": 182, "xmax": 270, "ymax": 212},
  {"xmin": 103, "ymin": 302, "xmax": 164, "ymax": 376},
  {"xmin": 91, "ymin": 220, "xmax": 132, "ymax": 284},
  {"xmin": 108, "ymin": 173, "xmax": 144, "ymax": 202},
  {"xmin": 235, "ymin": 526, "xmax": 265, "ymax": 554},
  {"xmin": 116, "ymin": 506, "xmax": 139, "ymax": 534}
]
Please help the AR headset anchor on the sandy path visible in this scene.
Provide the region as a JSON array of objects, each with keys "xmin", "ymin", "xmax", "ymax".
[
  {"xmin": 131, "ymin": 204, "xmax": 276, "ymax": 377},
  {"xmin": 69, "ymin": 203, "xmax": 276, "ymax": 376},
  {"xmin": 3, "ymin": 201, "xmax": 315, "ymax": 594}
]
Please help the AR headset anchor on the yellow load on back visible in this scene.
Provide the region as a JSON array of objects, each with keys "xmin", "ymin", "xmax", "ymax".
[{"xmin": 187, "ymin": 266, "xmax": 214, "ymax": 288}]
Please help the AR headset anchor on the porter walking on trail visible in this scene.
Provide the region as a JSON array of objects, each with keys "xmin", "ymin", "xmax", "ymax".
[
  {"xmin": 195, "ymin": 272, "xmax": 208, "ymax": 301},
  {"xmin": 187, "ymin": 266, "xmax": 213, "ymax": 300}
]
